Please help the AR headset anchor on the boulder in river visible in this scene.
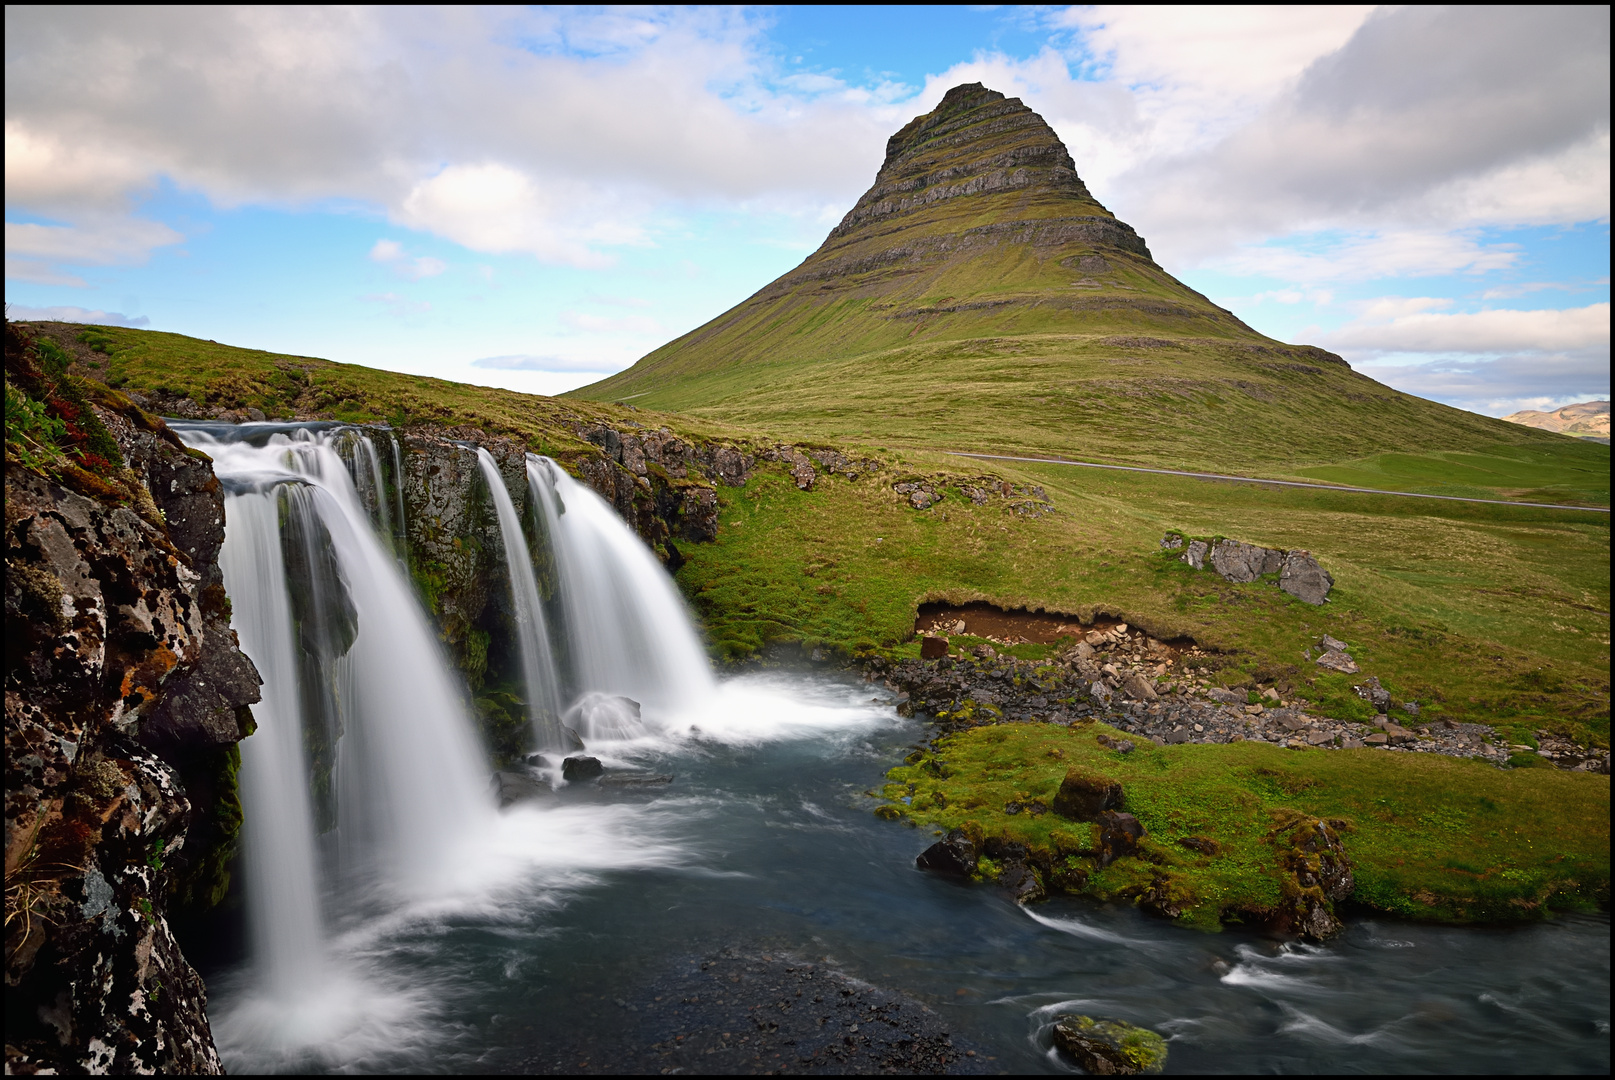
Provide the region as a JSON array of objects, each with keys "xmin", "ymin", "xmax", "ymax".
[
  {"xmin": 1052, "ymin": 768, "xmax": 1125, "ymax": 821},
  {"xmin": 561, "ymin": 755, "xmax": 604, "ymax": 781},
  {"xmin": 494, "ymin": 769, "xmax": 550, "ymax": 807},
  {"xmin": 1050, "ymin": 1014, "xmax": 1167, "ymax": 1074},
  {"xmin": 915, "ymin": 829, "xmax": 978, "ymax": 877}
]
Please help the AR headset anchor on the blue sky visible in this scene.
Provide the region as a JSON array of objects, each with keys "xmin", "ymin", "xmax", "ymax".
[{"xmin": 5, "ymin": 5, "xmax": 1609, "ymax": 416}]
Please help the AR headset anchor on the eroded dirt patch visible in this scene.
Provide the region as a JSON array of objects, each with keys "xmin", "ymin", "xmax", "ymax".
[{"xmin": 915, "ymin": 602, "xmax": 1101, "ymax": 645}]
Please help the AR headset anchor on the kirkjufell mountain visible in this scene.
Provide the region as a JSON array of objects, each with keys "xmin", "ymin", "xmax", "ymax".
[{"xmin": 576, "ymin": 84, "xmax": 1559, "ymax": 473}]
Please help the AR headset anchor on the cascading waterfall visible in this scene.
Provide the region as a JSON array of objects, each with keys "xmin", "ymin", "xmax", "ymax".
[
  {"xmin": 214, "ymin": 489, "xmax": 327, "ymax": 996},
  {"xmin": 526, "ymin": 455, "xmax": 715, "ymax": 736},
  {"xmin": 475, "ymin": 448, "xmax": 563, "ymax": 748},
  {"xmin": 174, "ymin": 421, "xmax": 736, "ymax": 1067},
  {"xmin": 178, "ymin": 423, "xmax": 493, "ymax": 990}
]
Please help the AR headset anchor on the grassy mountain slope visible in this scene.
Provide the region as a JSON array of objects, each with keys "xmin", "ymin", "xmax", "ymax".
[{"xmin": 573, "ymin": 84, "xmax": 1599, "ymax": 495}]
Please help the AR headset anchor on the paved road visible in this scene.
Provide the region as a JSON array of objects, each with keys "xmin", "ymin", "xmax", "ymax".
[{"xmin": 946, "ymin": 450, "xmax": 1611, "ymax": 513}]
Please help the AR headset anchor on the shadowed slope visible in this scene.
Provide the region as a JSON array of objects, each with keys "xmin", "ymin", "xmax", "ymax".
[{"xmin": 574, "ymin": 84, "xmax": 1590, "ymax": 480}]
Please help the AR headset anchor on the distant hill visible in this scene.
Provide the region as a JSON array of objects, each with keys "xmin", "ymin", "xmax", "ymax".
[
  {"xmin": 573, "ymin": 84, "xmax": 1580, "ymax": 476},
  {"xmin": 1503, "ymin": 401, "xmax": 1610, "ymax": 443}
]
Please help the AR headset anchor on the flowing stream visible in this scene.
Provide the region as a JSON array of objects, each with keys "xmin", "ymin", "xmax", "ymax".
[{"xmin": 173, "ymin": 422, "xmax": 1609, "ymax": 1075}]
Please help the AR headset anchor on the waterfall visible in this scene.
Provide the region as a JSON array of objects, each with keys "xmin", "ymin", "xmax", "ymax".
[
  {"xmin": 215, "ymin": 489, "xmax": 327, "ymax": 996},
  {"xmin": 178, "ymin": 423, "xmax": 493, "ymax": 985},
  {"xmin": 475, "ymin": 448, "xmax": 563, "ymax": 749},
  {"xmin": 526, "ymin": 455, "xmax": 715, "ymax": 734}
]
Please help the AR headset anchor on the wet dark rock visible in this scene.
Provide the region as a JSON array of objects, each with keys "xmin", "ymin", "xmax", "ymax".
[
  {"xmin": 1096, "ymin": 811, "xmax": 1146, "ymax": 867},
  {"xmin": 915, "ymin": 829, "xmax": 978, "ymax": 877},
  {"xmin": 1050, "ymin": 1014, "xmax": 1167, "ymax": 1074},
  {"xmin": 998, "ymin": 861, "xmax": 1046, "ymax": 904},
  {"xmin": 495, "ymin": 769, "xmax": 550, "ymax": 807},
  {"xmin": 562, "ymin": 755, "xmax": 605, "ymax": 782},
  {"xmin": 561, "ymin": 725, "xmax": 587, "ymax": 752},
  {"xmin": 1051, "ymin": 769, "xmax": 1124, "ymax": 821}
]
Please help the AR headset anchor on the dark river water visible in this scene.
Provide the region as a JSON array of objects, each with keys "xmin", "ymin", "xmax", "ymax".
[{"xmin": 207, "ymin": 673, "xmax": 1610, "ymax": 1074}]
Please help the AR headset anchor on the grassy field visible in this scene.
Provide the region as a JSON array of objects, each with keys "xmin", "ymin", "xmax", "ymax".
[
  {"xmin": 678, "ymin": 450, "xmax": 1609, "ymax": 746},
  {"xmin": 24, "ymin": 321, "xmax": 1609, "ymax": 747},
  {"xmin": 25, "ymin": 321, "xmax": 690, "ymax": 460},
  {"xmin": 879, "ymin": 722, "xmax": 1610, "ymax": 927}
]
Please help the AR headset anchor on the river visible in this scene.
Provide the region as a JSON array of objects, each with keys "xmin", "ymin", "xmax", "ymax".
[{"xmin": 205, "ymin": 671, "xmax": 1610, "ymax": 1075}]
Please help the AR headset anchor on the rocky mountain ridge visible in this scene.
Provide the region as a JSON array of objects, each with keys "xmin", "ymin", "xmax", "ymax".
[{"xmin": 1502, "ymin": 400, "xmax": 1610, "ymax": 442}]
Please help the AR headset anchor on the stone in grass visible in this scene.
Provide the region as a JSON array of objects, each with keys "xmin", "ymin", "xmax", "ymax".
[
  {"xmin": 1051, "ymin": 1015, "xmax": 1167, "ymax": 1074},
  {"xmin": 561, "ymin": 755, "xmax": 604, "ymax": 781},
  {"xmin": 1096, "ymin": 732, "xmax": 1136, "ymax": 754},
  {"xmin": 1096, "ymin": 810, "xmax": 1147, "ymax": 867},
  {"xmin": 1051, "ymin": 768, "xmax": 1124, "ymax": 821},
  {"xmin": 1280, "ymin": 551, "xmax": 1334, "ymax": 605},
  {"xmin": 1315, "ymin": 649, "xmax": 1359, "ymax": 675}
]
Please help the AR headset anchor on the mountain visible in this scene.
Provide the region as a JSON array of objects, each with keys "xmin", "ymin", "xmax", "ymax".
[
  {"xmin": 573, "ymin": 84, "xmax": 1579, "ymax": 475},
  {"xmin": 1502, "ymin": 401, "xmax": 1611, "ymax": 443}
]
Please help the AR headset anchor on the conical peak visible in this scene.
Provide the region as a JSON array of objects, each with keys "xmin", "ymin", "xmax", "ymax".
[{"xmin": 826, "ymin": 83, "xmax": 1106, "ymax": 244}]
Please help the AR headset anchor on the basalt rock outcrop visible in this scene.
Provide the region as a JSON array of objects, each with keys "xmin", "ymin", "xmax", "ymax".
[
  {"xmin": 1164, "ymin": 533, "xmax": 1334, "ymax": 605},
  {"xmin": 6, "ymin": 323, "xmax": 258, "ymax": 1073}
]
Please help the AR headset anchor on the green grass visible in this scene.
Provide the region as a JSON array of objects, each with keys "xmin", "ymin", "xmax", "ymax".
[
  {"xmin": 880, "ymin": 722, "xmax": 1610, "ymax": 926},
  {"xmin": 680, "ymin": 451, "xmax": 1609, "ymax": 745},
  {"xmin": 20, "ymin": 321, "xmax": 726, "ymax": 461}
]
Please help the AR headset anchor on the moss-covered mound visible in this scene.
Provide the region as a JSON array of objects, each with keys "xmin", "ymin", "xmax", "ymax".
[{"xmin": 883, "ymin": 722, "xmax": 1609, "ymax": 928}]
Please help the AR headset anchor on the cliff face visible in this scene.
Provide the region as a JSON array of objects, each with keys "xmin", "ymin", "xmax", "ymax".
[{"xmin": 5, "ymin": 325, "xmax": 258, "ymax": 1073}]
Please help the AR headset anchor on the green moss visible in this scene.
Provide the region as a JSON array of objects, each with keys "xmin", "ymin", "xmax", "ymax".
[
  {"xmin": 167, "ymin": 744, "xmax": 244, "ymax": 913},
  {"xmin": 886, "ymin": 723, "xmax": 1609, "ymax": 927}
]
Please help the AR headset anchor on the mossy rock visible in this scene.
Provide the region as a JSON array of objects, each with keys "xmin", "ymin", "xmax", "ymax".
[{"xmin": 1051, "ymin": 1014, "xmax": 1166, "ymax": 1074}]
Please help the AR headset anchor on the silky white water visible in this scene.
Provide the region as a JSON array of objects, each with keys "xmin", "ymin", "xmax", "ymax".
[
  {"xmin": 527, "ymin": 455, "xmax": 715, "ymax": 724},
  {"xmin": 476, "ymin": 448, "xmax": 563, "ymax": 746},
  {"xmin": 214, "ymin": 489, "xmax": 326, "ymax": 998}
]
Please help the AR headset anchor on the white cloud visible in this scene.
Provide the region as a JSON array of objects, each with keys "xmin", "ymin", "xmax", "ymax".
[
  {"xmin": 1352, "ymin": 352, "xmax": 1609, "ymax": 418},
  {"xmin": 361, "ymin": 292, "xmax": 430, "ymax": 316},
  {"xmin": 1106, "ymin": 6, "xmax": 1611, "ymax": 263},
  {"xmin": 5, "ymin": 217, "xmax": 183, "ymax": 271},
  {"xmin": 368, "ymin": 237, "xmax": 447, "ymax": 279},
  {"xmin": 5, "ymin": 303, "xmax": 150, "ymax": 327},
  {"xmin": 1324, "ymin": 302, "xmax": 1609, "ymax": 355},
  {"xmin": 471, "ymin": 353, "xmax": 621, "ymax": 373},
  {"xmin": 1211, "ymin": 230, "xmax": 1521, "ymax": 286},
  {"xmin": 560, "ymin": 311, "xmax": 664, "ymax": 336}
]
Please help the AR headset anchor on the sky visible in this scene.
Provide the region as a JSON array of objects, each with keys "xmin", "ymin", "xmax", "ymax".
[{"xmin": 4, "ymin": 5, "xmax": 1609, "ymax": 418}]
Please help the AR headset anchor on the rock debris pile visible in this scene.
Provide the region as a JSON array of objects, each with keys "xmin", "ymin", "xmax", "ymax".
[{"xmin": 878, "ymin": 623, "xmax": 1600, "ymax": 769}]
